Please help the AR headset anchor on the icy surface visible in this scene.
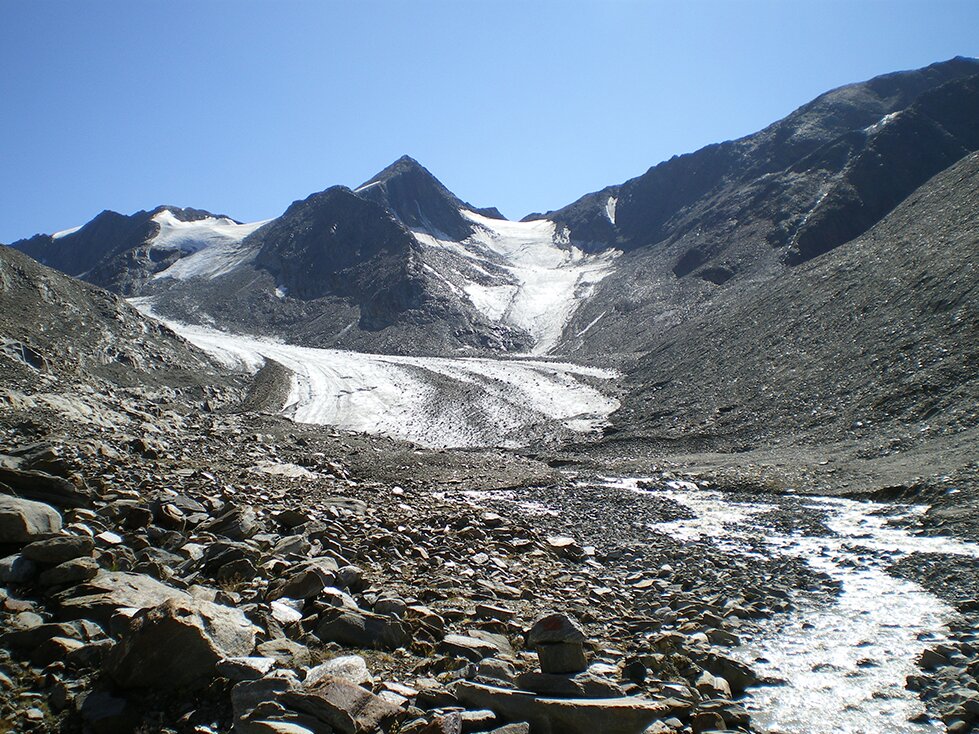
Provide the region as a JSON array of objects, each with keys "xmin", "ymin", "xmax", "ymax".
[
  {"xmin": 605, "ymin": 196, "xmax": 617, "ymax": 225},
  {"xmin": 150, "ymin": 210, "xmax": 271, "ymax": 281},
  {"xmin": 617, "ymin": 477, "xmax": 979, "ymax": 734},
  {"xmin": 51, "ymin": 224, "xmax": 83, "ymax": 239},
  {"xmin": 132, "ymin": 306, "xmax": 619, "ymax": 449},
  {"xmin": 413, "ymin": 209, "xmax": 619, "ymax": 354}
]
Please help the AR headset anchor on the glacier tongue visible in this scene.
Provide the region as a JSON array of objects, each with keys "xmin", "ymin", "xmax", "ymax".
[
  {"xmin": 131, "ymin": 303, "xmax": 619, "ymax": 449},
  {"xmin": 415, "ymin": 209, "xmax": 619, "ymax": 354}
]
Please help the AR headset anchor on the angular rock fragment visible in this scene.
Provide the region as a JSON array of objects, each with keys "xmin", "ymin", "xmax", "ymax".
[
  {"xmin": 281, "ymin": 679, "xmax": 401, "ymax": 734},
  {"xmin": 314, "ymin": 608, "xmax": 409, "ymax": 651},
  {"xmin": 528, "ymin": 613, "xmax": 587, "ymax": 674},
  {"xmin": 56, "ymin": 571, "xmax": 192, "ymax": 626},
  {"xmin": 0, "ymin": 495, "xmax": 62, "ymax": 543},
  {"xmin": 22, "ymin": 534, "xmax": 95, "ymax": 564},
  {"xmin": 106, "ymin": 597, "xmax": 256, "ymax": 689},
  {"xmin": 455, "ymin": 681, "xmax": 669, "ymax": 734}
]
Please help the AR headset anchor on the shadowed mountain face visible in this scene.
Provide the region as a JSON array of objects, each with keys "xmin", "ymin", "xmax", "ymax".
[{"xmin": 541, "ymin": 57, "xmax": 979, "ymax": 260}]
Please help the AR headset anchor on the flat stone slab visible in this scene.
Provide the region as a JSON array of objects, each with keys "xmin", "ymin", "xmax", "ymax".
[
  {"xmin": 455, "ymin": 681, "xmax": 669, "ymax": 734},
  {"xmin": 55, "ymin": 571, "xmax": 192, "ymax": 626}
]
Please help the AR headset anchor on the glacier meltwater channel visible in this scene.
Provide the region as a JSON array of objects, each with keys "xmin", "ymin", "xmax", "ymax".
[{"xmin": 610, "ymin": 477, "xmax": 979, "ymax": 734}]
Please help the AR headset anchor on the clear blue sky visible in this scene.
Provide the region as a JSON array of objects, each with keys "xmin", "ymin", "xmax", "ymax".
[{"xmin": 1, "ymin": 1, "xmax": 977, "ymax": 242}]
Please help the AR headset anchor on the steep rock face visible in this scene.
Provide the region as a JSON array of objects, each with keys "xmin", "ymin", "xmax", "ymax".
[
  {"xmin": 545, "ymin": 57, "xmax": 979, "ymax": 258},
  {"xmin": 252, "ymin": 186, "xmax": 425, "ymax": 330},
  {"xmin": 553, "ymin": 60, "xmax": 979, "ymax": 357}
]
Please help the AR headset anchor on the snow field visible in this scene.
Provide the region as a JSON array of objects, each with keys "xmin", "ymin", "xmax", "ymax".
[{"xmin": 138, "ymin": 312, "xmax": 620, "ymax": 449}]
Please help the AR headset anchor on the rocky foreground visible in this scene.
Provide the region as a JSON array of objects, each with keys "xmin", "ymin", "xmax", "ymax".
[{"xmin": 0, "ymin": 390, "xmax": 863, "ymax": 734}]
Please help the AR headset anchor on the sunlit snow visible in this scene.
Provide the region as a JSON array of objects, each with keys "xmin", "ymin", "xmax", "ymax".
[
  {"xmin": 51, "ymin": 224, "xmax": 83, "ymax": 239},
  {"xmin": 414, "ymin": 210, "xmax": 619, "ymax": 354},
  {"xmin": 150, "ymin": 210, "xmax": 271, "ymax": 281},
  {"xmin": 605, "ymin": 196, "xmax": 617, "ymax": 225},
  {"xmin": 132, "ymin": 306, "xmax": 619, "ymax": 449}
]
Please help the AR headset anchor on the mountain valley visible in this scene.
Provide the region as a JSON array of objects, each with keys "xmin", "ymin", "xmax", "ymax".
[{"xmin": 1, "ymin": 57, "xmax": 978, "ymax": 734}]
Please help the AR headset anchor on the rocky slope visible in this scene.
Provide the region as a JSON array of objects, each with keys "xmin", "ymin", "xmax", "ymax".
[
  {"xmin": 550, "ymin": 57, "xmax": 979, "ymax": 357},
  {"xmin": 0, "ymin": 244, "xmax": 240, "ymax": 397},
  {"xmin": 606, "ymin": 151, "xmax": 979, "ymax": 452}
]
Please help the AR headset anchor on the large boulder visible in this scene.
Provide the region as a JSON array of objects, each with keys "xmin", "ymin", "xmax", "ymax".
[
  {"xmin": 0, "ymin": 495, "xmax": 62, "ymax": 543},
  {"xmin": 314, "ymin": 609, "xmax": 409, "ymax": 651},
  {"xmin": 22, "ymin": 534, "xmax": 95, "ymax": 564},
  {"xmin": 56, "ymin": 571, "xmax": 192, "ymax": 626},
  {"xmin": 281, "ymin": 679, "xmax": 401, "ymax": 734},
  {"xmin": 0, "ymin": 467, "xmax": 92, "ymax": 509},
  {"xmin": 528, "ymin": 614, "xmax": 587, "ymax": 675},
  {"xmin": 106, "ymin": 598, "xmax": 256, "ymax": 689}
]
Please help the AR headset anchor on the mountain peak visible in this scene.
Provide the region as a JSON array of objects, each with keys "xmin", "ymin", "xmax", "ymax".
[
  {"xmin": 357, "ymin": 155, "xmax": 444, "ymax": 190},
  {"xmin": 354, "ymin": 156, "xmax": 474, "ymax": 240}
]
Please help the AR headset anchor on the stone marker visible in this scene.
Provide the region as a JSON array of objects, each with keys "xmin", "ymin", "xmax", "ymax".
[{"xmin": 528, "ymin": 613, "xmax": 587, "ymax": 674}]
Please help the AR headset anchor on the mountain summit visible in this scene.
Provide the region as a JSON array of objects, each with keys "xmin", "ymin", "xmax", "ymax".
[{"xmin": 353, "ymin": 155, "xmax": 476, "ymax": 240}]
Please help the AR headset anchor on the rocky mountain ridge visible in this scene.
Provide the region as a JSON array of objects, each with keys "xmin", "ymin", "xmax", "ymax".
[{"xmin": 9, "ymin": 58, "xmax": 979, "ymax": 363}]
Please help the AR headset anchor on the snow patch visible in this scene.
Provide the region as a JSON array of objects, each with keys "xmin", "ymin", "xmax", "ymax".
[
  {"xmin": 605, "ymin": 196, "xmax": 617, "ymax": 225},
  {"xmin": 415, "ymin": 209, "xmax": 619, "ymax": 354},
  {"xmin": 864, "ymin": 111, "xmax": 902, "ymax": 135},
  {"xmin": 148, "ymin": 210, "xmax": 270, "ymax": 281},
  {"xmin": 52, "ymin": 225, "xmax": 82, "ymax": 240}
]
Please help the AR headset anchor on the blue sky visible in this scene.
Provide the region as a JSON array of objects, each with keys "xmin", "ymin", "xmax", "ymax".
[{"xmin": 1, "ymin": 1, "xmax": 977, "ymax": 242}]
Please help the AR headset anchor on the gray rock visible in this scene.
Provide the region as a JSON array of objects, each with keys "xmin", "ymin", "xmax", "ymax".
[
  {"xmin": 439, "ymin": 634, "xmax": 504, "ymax": 663},
  {"xmin": 314, "ymin": 608, "xmax": 409, "ymax": 651},
  {"xmin": 106, "ymin": 597, "xmax": 256, "ymax": 689},
  {"xmin": 374, "ymin": 596, "xmax": 408, "ymax": 618},
  {"xmin": 0, "ymin": 467, "xmax": 92, "ymax": 509},
  {"xmin": 545, "ymin": 536, "xmax": 584, "ymax": 560},
  {"xmin": 528, "ymin": 614, "xmax": 586, "ymax": 645},
  {"xmin": 21, "ymin": 534, "xmax": 95, "ymax": 564},
  {"xmin": 199, "ymin": 504, "xmax": 261, "ymax": 540},
  {"xmin": 486, "ymin": 725, "xmax": 530, "ymax": 734},
  {"xmin": 56, "ymin": 571, "xmax": 192, "ymax": 626},
  {"xmin": 536, "ymin": 642, "xmax": 587, "ymax": 675},
  {"xmin": 257, "ymin": 638, "xmax": 313, "ymax": 668},
  {"xmin": 238, "ymin": 722, "xmax": 321, "ymax": 734},
  {"xmin": 217, "ymin": 656, "xmax": 277, "ymax": 681},
  {"xmin": 2, "ymin": 620, "xmax": 101, "ymax": 650},
  {"xmin": 281, "ymin": 679, "xmax": 401, "ymax": 734},
  {"xmin": 515, "ymin": 671, "xmax": 625, "ymax": 699},
  {"xmin": 0, "ymin": 495, "xmax": 62, "ymax": 543},
  {"xmin": 476, "ymin": 657, "xmax": 517, "ymax": 685},
  {"xmin": 529, "ymin": 614, "xmax": 587, "ymax": 674},
  {"xmin": 232, "ymin": 671, "xmax": 302, "ymax": 725},
  {"xmin": 455, "ymin": 681, "xmax": 669, "ymax": 734},
  {"xmin": 79, "ymin": 690, "xmax": 141, "ymax": 734},
  {"xmin": 38, "ymin": 556, "xmax": 99, "ymax": 586},
  {"xmin": 305, "ymin": 655, "xmax": 373, "ymax": 687},
  {"xmin": 269, "ymin": 559, "xmax": 338, "ymax": 600},
  {"xmin": 0, "ymin": 553, "xmax": 38, "ymax": 584}
]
